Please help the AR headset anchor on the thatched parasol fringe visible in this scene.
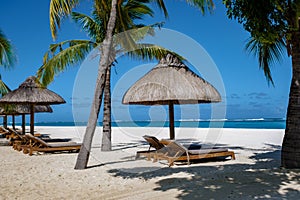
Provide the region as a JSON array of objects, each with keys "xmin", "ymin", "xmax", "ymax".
[
  {"xmin": 123, "ymin": 56, "xmax": 221, "ymax": 105},
  {"xmin": 0, "ymin": 76, "xmax": 65, "ymax": 105},
  {"xmin": 123, "ymin": 54, "xmax": 221, "ymax": 139},
  {"xmin": 0, "ymin": 76, "xmax": 65, "ymax": 134}
]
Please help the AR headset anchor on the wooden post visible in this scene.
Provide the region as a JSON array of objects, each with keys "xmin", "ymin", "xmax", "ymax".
[
  {"xmin": 12, "ymin": 115, "xmax": 15, "ymax": 129},
  {"xmin": 22, "ymin": 114, "xmax": 26, "ymax": 134},
  {"xmin": 168, "ymin": 102, "xmax": 175, "ymax": 140},
  {"xmin": 30, "ymin": 104, "xmax": 34, "ymax": 135},
  {"xmin": 3, "ymin": 115, "xmax": 7, "ymax": 128}
]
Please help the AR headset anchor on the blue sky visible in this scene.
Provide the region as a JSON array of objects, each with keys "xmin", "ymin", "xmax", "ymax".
[{"xmin": 0, "ymin": 1, "xmax": 292, "ymax": 123}]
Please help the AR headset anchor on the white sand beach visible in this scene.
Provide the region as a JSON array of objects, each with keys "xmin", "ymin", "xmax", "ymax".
[{"xmin": 1, "ymin": 126, "xmax": 299, "ymax": 199}]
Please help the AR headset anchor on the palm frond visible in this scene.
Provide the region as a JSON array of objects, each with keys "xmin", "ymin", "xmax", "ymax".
[
  {"xmin": 124, "ymin": 43, "xmax": 184, "ymax": 62},
  {"xmin": 115, "ymin": 0, "xmax": 154, "ymax": 34},
  {"xmin": 245, "ymin": 37, "xmax": 286, "ymax": 85},
  {"xmin": 0, "ymin": 29, "xmax": 16, "ymax": 68},
  {"xmin": 114, "ymin": 25, "xmax": 150, "ymax": 48},
  {"xmin": 71, "ymin": 12, "xmax": 105, "ymax": 43},
  {"xmin": 93, "ymin": 0, "xmax": 110, "ymax": 30},
  {"xmin": 185, "ymin": 0, "xmax": 215, "ymax": 14},
  {"xmin": 292, "ymin": 0, "xmax": 300, "ymax": 29},
  {"xmin": 0, "ymin": 74, "xmax": 11, "ymax": 97},
  {"xmin": 49, "ymin": 0, "xmax": 79, "ymax": 40},
  {"xmin": 150, "ymin": 0, "xmax": 168, "ymax": 18},
  {"xmin": 114, "ymin": 23, "xmax": 163, "ymax": 54},
  {"xmin": 125, "ymin": 0, "xmax": 154, "ymax": 20},
  {"xmin": 43, "ymin": 40, "xmax": 84, "ymax": 64},
  {"xmin": 37, "ymin": 40, "xmax": 97, "ymax": 86}
]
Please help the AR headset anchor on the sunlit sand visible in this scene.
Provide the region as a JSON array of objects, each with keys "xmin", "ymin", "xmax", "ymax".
[{"xmin": 1, "ymin": 126, "xmax": 299, "ymax": 199}]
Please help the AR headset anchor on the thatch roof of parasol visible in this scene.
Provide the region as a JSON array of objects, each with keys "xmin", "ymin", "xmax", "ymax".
[
  {"xmin": 0, "ymin": 76, "xmax": 65, "ymax": 105},
  {"xmin": 0, "ymin": 76, "xmax": 65, "ymax": 134},
  {"xmin": 123, "ymin": 54, "xmax": 221, "ymax": 105},
  {"xmin": 122, "ymin": 54, "xmax": 221, "ymax": 139},
  {"xmin": 0, "ymin": 104, "xmax": 53, "ymax": 115}
]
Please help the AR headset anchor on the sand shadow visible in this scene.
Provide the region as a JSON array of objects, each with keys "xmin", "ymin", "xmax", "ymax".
[{"xmin": 106, "ymin": 144, "xmax": 300, "ymax": 199}]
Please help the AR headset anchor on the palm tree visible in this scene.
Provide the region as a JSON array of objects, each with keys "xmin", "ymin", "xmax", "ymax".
[
  {"xmin": 0, "ymin": 75, "xmax": 11, "ymax": 128},
  {"xmin": 0, "ymin": 29, "xmax": 16, "ymax": 93},
  {"xmin": 48, "ymin": 0, "xmax": 215, "ymax": 169},
  {"xmin": 0, "ymin": 29, "xmax": 16, "ymax": 69},
  {"xmin": 40, "ymin": 0, "xmax": 169, "ymax": 160},
  {"xmin": 0, "ymin": 74, "xmax": 11, "ymax": 97},
  {"xmin": 223, "ymin": 0, "xmax": 300, "ymax": 168},
  {"xmin": 0, "ymin": 29, "xmax": 16, "ymax": 128}
]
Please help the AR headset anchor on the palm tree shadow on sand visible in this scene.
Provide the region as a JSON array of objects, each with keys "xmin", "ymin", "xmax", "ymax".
[{"xmin": 104, "ymin": 143, "xmax": 300, "ymax": 199}]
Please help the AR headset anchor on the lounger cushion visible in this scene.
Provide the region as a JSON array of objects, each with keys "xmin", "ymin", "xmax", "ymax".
[
  {"xmin": 188, "ymin": 148, "xmax": 228, "ymax": 155},
  {"xmin": 183, "ymin": 143, "xmax": 202, "ymax": 150},
  {"xmin": 25, "ymin": 133, "xmax": 81, "ymax": 147},
  {"xmin": 171, "ymin": 141, "xmax": 228, "ymax": 155},
  {"xmin": 47, "ymin": 142, "xmax": 81, "ymax": 147}
]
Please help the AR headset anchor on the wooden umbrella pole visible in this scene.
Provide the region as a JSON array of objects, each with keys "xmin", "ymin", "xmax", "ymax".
[
  {"xmin": 30, "ymin": 104, "xmax": 34, "ymax": 135},
  {"xmin": 3, "ymin": 115, "xmax": 7, "ymax": 128},
  {"xmin": 169, "ymin": 102, "xmax": 175, "ymax": 140},
  {"xmin": 12, "ymin": 115, "xmax": 15, "ymax": 129},
  {"xmin": 22, "ymin": 114, "xmax": 26, "ymax": 134}
]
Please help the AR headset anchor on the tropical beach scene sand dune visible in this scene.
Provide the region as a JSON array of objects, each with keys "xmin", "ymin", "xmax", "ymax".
[{"xmin": 1, "ymin": 1, "xmax": 300, "ymax": 199}]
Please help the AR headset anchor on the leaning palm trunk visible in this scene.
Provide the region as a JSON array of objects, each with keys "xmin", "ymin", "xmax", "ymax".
[
  {"xmin": 281, "ymin": 25, "xmax": 300, "ymax": 168},
  {"xmin": 74, "ymin": 0, "xmax": 117, "ymax": 170},
  {"xmin": 101, "ymin": 64, "xmax": 112, "ymax": 151}
]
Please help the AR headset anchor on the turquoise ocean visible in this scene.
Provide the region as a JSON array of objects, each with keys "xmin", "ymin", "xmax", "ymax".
[{"xmin": 29, "ymin": 118, "xmax": 286, "ymax": 129}]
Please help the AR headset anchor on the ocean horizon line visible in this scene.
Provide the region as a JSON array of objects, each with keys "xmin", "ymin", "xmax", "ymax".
[
  {"xmin": 4, "ymin": 118, "xmax": 286, "ymax": 129},
  {"xmin": 35, "ymin": 117, "xmax": 286, "ymax": 124}
]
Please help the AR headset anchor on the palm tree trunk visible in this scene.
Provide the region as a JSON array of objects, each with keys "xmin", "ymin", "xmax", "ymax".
[
  {"xmin": 74, "ymin": 0, "xmax": 117, "ymax": 170},
  {"xmin": 281, "ymin": 25, "xmax": 300, "ymax": 168},
  {"xmin": 101, "ymin": 64, "xmax": 112, "ymax": 151}
]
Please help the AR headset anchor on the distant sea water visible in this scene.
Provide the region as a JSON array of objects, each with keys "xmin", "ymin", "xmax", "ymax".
[{"xmin": 29, "ymin": 118, "xmax": 286, "ymax": 129}]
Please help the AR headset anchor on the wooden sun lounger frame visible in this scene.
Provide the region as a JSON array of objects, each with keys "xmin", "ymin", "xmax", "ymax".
[
  {"xmin": 18, "ymin": 133, "xmax": 81, "ymax": 156},
  {"xmin": 0, "ymin": 126, "xmax": 11, "ymax": 139},
  {"xmin": 0, "ymin": 127, "xmax": 27, "ymax": 146},
  {"xmin": 136, "ymin": 135, "xmax": 235, "ymax": 166},
  {"xmin": 136, "ymin": 135, "xmax": 165, "ymax": 159},
  {"xmin": 154, "ymin": 141, "xmax": 235, "ymax": 166},
  {"xmin": 4, "ymin": 127, "xmax": 41, "ymax": 149}
]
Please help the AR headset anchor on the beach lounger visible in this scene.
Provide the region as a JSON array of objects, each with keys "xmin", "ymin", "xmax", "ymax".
[
  {"xmin": 5, "ymin": 128, "xmax": 73, "ymax": 151},
  {"xmin": 20, "ymin": 133, "xmax": 81, "ymax": 156},
  {"xmin": 136, "ymin": 135, "xmax": 166, "ymax": 160},
  {"xmin": 136, "ymin": 135, "xmax": 202, "ymax": 160},
  {"xmin": 0, "ymin": 126, "xmax": 11, "ymax": 139},
  {"xmin": 154, "ymin": 141, "xmax": 235, "ymax": 166},
  {"xmin": 143, "ymin": 135, "xmax": 165, "ymax": 150},
  {"xmin": 0, "ymin": 127, "xmax": 27, "ymax": 146},
  {"xmin": 6, "ymin": 128, "xmax": 30, "ymax": 149},
  {"xmin": 0, "ymin": 127, "xmax": 20, "ymax": 141}
]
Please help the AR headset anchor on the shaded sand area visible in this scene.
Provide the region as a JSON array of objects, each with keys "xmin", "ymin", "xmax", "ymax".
[{"xmin": 1, "ymin": 127, "xmax": 300, "ymax": 199}]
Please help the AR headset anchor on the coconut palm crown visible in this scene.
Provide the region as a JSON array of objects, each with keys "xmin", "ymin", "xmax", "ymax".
[
  {"xmin": 48, "ymin": 0, "xmax": 215, "ymax": 40},
  {"xmin": 0, "ymin": 29, "xmax": 16, "ymax": 69},
  {"xmin": 224, "ymin": 0, "xmax": 300, "ymax": 168},
  {"xmin": 0, "ymin": 29, "xmax": 16, "ymax": 97},
  {"xmin": 38, "ymin": 0, "xmax": 174, "ymax": 86}
]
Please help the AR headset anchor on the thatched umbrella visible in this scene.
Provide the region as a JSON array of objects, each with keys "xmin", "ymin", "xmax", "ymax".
[
  {"xmin": 123, "ymin": 54, "xmax": 221, "ymax": 139},
  {"xmin": 0, "ymin": 76, "xmax": 65, "ymax": 134},
  {"xmin": 0, "ymin": 104, "xmax": 53, "ymax": 134}
]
